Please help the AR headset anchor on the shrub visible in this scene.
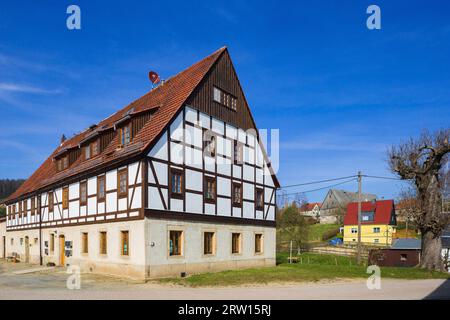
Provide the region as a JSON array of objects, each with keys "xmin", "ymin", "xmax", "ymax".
[{"xmin": 322, "ymin": 227, "xmax": 340, "ymax": 241}]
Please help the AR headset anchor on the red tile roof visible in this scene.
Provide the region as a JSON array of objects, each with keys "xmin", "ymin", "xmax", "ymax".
[
  {"xmin": 6, "ymin": 47, "xmax": 227, "ymax": 203},
  {"xmin": 300, "ymin": 202, "xmax": 321, "ymax": 212},
  {"xmin": 344, "ymin": 199, "xmax": 395, "ymax": 225}
]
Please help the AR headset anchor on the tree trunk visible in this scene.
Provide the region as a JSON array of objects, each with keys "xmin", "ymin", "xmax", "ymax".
[
  {"xmin": 420, "ymin": 230, "xmax": 444, "ymax": 271},
  {"xmin": 417, "ymin": 173, "xmax": 446, "ymax": 271}
]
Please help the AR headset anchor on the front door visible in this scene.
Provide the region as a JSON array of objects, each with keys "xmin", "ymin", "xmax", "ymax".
[
  {"xmin": 59, "ymin": 235, "xmax": 65, "ymax": 266},
  {"xmin": 24, "ymin": 236, "xmax": 30, "ymax": 263}
]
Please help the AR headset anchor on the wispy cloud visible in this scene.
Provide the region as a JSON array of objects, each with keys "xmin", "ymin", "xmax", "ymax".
[{"xmin": 0, "ymin": 82, "xmax": 62, "ymax": 94}]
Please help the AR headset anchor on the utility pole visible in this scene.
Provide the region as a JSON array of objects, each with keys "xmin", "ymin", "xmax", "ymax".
[{"xmin": 357, "ymin": 171, "xmax": 362, "ymax": 264}]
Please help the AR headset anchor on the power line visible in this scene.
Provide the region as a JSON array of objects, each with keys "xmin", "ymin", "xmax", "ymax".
[
  {"xmin": 279, "ymin": 178, "xmax": 358, "ymax": 196},
  {"xmin": 362, "ymin": 175, "xmax": 408, "ymax": 181},
  {"xmin": 279, "ymin": 175, "xmax": 357, "ymax": 189}
]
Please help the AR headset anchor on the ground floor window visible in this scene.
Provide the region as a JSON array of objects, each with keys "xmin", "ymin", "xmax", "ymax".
[
  {"xmin": 232, "ymin": 233, "xmax": 241, "ymax": 254},
  {"xmin": 121, "ymin": 231, "xmax": 129, "ymax": 256},
  {"xmin": 374, "ymin": 239, "xmax": 379, "ymax": 243},
  {"xmin": 169, "ymin": 230, "xmax": 183, "ymax": 256},
  {"xmin": 50, "ymin": 234, "xmax": 55, "ymax": 253},
  {"xmin": 81, "ymin": 232, "xmax": 88, "ymax": 254},
  {"xmin": 203, "ymin": 232, "xmax": 215, "ymax": 255},
  {"xmin": 351, "ymin": 228, "xmax": 357, "ymax": 234},
  {"xmin": 99, "ymin": 231, "xmax": 107, "ymax": 255},
  {"xmin": 400, "ymin": 253, "xmax": 408, "ymax": 261},
  {"xmin": 255, "ymin": 233, "xmax": 263, "ymax": 254},
  {"xmin": 373, "ymin": 227, "xmax": 381, "ymax": 233}
]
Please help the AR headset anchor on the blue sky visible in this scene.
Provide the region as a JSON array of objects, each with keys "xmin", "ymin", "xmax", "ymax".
[{"xmin": 1, "ymin": 1, "xmax": 449, "ymax": 202}]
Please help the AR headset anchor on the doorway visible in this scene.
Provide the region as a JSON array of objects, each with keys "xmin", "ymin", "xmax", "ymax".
[
  {"xmin": 24, "ymin": 236, "xmax": 30, "ymax": 263},
  {"xmin": 59, "ymin": 235, "xmax": 65, "ymax": 266}
]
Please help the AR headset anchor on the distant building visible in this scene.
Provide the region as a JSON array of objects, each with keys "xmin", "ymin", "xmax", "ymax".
[
  {"xmin": 369, "ymin": 238, "xmax": 421, "ymax": 267},
  {"xmin": 320, "ymin": 189, "xmax": 377, "ymax": 224},
  {"xmin": 299, "ymin": 202, "xmax": 321, "ymax": 218},
  {"xmin": 343, "ymin": 199, "xmax": 397, "ymax": 246}
]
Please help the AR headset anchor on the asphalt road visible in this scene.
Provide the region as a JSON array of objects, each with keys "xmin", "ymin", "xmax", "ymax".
[{"xmin": 1, "ymin": 261, "xmax": 449, "ymax": 300}]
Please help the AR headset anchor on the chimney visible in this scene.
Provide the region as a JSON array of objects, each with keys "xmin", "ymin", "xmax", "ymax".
[{"xmin": 60, "ymin": 134, "xmax": 67, "ymax": 144}]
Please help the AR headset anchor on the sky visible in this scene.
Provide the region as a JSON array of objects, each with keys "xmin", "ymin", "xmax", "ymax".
[{"xmin": 0, "ymin": 1, "xmax": 449, "ymax": 203}]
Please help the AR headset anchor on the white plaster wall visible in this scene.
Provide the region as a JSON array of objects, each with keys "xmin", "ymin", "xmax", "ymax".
[{"xmin": 145, "ymin": 217, "xmax": 276, "ymax": 274}]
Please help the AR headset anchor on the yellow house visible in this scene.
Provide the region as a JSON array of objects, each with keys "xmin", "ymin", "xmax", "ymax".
[{"xmin": 343, "ymin": 199, "xmax": 397, "ymax": 246}]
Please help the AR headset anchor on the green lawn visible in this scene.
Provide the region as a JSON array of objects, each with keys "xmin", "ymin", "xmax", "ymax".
[
  {"xmin": 306, "ymin": 223, "xmax": 340, "ymax": 242},
  {"xmin": 157, "ymin": 252, "xmax": 450, "ymax": 287}
]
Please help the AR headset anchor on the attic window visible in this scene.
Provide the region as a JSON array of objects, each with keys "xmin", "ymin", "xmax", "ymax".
[
  {"xmin": 56, "ymin": 155, "xmax": 69, "ymax": 172},
  {"xmin": 213, "ymin": 86, "xmax": 237, "ymax": 111},
  {"xmin": 84, "ymin": 140, "xmax": 99, "ymax": 160},
  {"xmin": 362, "ymin": 211, "xmax": 375, "ymax": 222},
  {"xmin": 119, "ymin": 124, "xmax": 131, "ymax": 146}
]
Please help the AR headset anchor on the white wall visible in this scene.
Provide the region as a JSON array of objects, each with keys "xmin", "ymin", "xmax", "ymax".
[{"xmin": 146, "ymin": 106, "xmax": 277, "ymax": 221}]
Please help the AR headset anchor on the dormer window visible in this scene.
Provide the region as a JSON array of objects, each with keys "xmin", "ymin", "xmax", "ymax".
[
  {"xmin": 83, "ymin": 140, "xmax": 99, "ymax": 161},
  {"xmin": 84, "ymin": 145, "xmax": 91, "ymax": 160},
  {"xmin": 56, "ymin": 155, "xmax": 69, "ymax": 172},
  {"xmin": 119, "ymin": 124, "xmax": 131, "ymax": 146},
  {"xmin": 91, "ymin": 140, "xmax": 99, "ymax": 156},
  {"xmin": 62, "ymin": 156, "xmax": 68, "ymax": 169}
]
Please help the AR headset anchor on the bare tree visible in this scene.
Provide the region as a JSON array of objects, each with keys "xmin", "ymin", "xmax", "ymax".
[{"xmin": 389, "ymin": 129, "xmax": 450, "ymax": 271}]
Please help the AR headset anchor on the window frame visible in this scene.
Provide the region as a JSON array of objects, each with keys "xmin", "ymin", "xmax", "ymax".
[
  {"xmin": 232, "ymin": 183, "xmax": 242, "ymax": 207},
  {"xmin": 373, "ymin": 227, "xmax": 381, "ymax": 233},
  {"xmin": 204, "ymin": 176, "xmax": 216, "ymax": 204},
  {"xmin": 30, "ymin": 197, "xmax": 35, "ymax": 215},
  {"xmin": 97, "ymin": 175, "xmax": 106, "ymax": 202},
  {"xmin": 48, "ymin": 192, "xmax": 54, "ymax": 213},
  {"xmin": 234, "ymin": 141, "xmax": 243, "ymax": 164},
  {"xmin": 231, "ymin": 232, "xmax": 242, "ymax": 255},
  {"xmin": 255, "ymin": 188, "xmax": 264, "ymax": 210},
  {"xmin": 62, "ymin": 187, "xmax": 69, "ymax": 210},
  {"xmin": 170, "ymin": 168, "xmax": 184, "ymax": 199},
  {"xmin": 80, "ymin": 181, "xmax": 87, "ymax": 206},
  {"xmin": 212, "ymin": 86, "xmax": 237, "ymax": 111},
  {"xmin": 84, "ymin": 144, "xmax": 91, "ymax": 160},
  {"xmin": 169, "ymin": 230, "xmax": 183, "ymax": 257},
  {"xmin": 81, "ymin": 232, "xmax": 88, "ymax": 254},
  {"xmin": 117, "ymin": 168, "xmax": 128, "ymax": 198},
  {"xmin": 255, "ymin": 233, "xmax": 263, "ymax": 254},
  {"xmin": 121, "ymin": 230, "xmax": 129, "ymax": 256},
  {"xmin": 203, "ymin": 133, "xmax": 216, "ymax": 158},
  {"xmin": 49, "ymin": 233, "xmax": 55, "ymax": 253},
  {"xmin": 91, "ymin": 140, "xmax": 99, "ymax": 157},
  {"xmin": 99, "ymin": 231, "xmax": 107, "ymax": 255},
  {"xmin": 203, "ymin": 231, "xmax": 216, "ymax": 256},
  {"xmin": 62, "ymin": 156, "xmax": 69, "ymax": 170},
  {"xmin": 119, "ymin": 124, "xmax": 131, "ymax": 146}
]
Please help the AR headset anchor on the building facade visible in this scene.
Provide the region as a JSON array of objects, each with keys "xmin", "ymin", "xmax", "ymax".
[
  {"xmin": 320, "ymin": 189, "xmax": 377, "ymax": 224},
  {"xmin": 1, "ymin": 47, "xmax": 279, "ymax": 279},
  {"xmin": 343, "ymin": 200, "xmax": 397, "ymax": 246}
]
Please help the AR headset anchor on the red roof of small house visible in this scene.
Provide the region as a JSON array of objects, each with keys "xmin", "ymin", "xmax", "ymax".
[
  {"xmin": 344, "ymin": 199, "xmax": 395, "ymax": 225},
  {"xmin": 300, "ymin": 202, "xmax": 321, "ymax": 212},
  {"xmin": 5, "ymin": 47, "xmax": 280, "ymax": 203}
]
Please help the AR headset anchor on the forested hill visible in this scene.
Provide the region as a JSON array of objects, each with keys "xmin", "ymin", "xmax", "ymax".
[{"xmin": 0, "ymin": 179, "xmax": 25, "ymax": 201}]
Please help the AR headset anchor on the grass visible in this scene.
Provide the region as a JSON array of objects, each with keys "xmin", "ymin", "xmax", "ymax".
[
  {"xmin": 158, "ymin": 252, "xmax": 450, "ymax": 287},
  {"xmin": 306, "ymin": 224, "xmax": 340, "ymax": 242},
  {"xmin": 277, "ymin": 223, "xmax": 340, "ymax": 246}
]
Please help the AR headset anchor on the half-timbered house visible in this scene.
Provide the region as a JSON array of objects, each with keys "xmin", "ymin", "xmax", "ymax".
[{"xmin": 1, "ymin": 47, "xmax": 279, "ymax": 279}]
